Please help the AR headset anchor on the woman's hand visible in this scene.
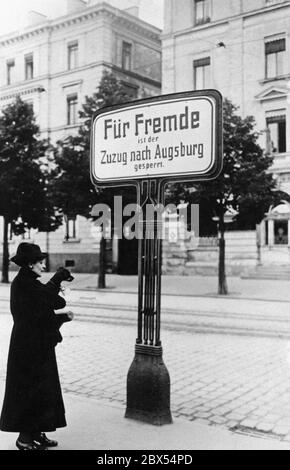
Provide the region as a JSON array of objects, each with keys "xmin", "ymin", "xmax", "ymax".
[
  {"xmin": 66, "ymin": 311, "xmax": 74, "ymax": 321},
  {"xmin": 50, "ymin": 268, "xmax": 74, "ymax": 288}
]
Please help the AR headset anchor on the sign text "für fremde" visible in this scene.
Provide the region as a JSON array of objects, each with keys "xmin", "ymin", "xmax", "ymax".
[{"xmin": 103, "ymin": 106, "xmax": 200, "ymax": 140}]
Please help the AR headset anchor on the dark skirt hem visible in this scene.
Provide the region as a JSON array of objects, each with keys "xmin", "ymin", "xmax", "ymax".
[{"xmin": 0, "ymin": 422, "xmax": 67, "ymax": 433}]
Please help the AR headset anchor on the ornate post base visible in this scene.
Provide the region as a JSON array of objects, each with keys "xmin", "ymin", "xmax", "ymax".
[{"xmin": 125, "ymin": 345, "xmax": 172, "ymax": 425}]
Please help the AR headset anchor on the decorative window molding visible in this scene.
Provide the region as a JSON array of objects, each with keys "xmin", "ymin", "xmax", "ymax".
[
  {"xmin": 62, "ymin": 79, "xmax": 83, "ymax": 89},
  {"xmin": 255, "ymin": 85, "xmax": 287, "ymax": 101}
]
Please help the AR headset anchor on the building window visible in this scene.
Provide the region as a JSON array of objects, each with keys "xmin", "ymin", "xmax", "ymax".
[
  {"xmin": 266, "ymin": 114, "xmax": 286, "ymax": 153},
  {"xmin": 122, "ymin": 41, "xmax": 132, "ymax": 70},
  {"xmin": 265, "ymin": 38, "xmax": 286, "ymax": 78},
  {"xmin": 67, "ymin": 94, "xmax": 78, "ymax": 125},
  {"xmin": 25, "ymin": 100, "xmax": 34, "ymax": 112},
  {"xmin": 193, "ymin": 57, "xmax": 210, "ymax": 90},
  {"xmin": 65, "ymin": 217, "xmax": 77, "ymax": 240},
  {"xmin": 7, "ymin": 59, "xmax": 15, "ymax": 85},
  {"xmin": 68, "ymin": 41, "xmax": 78, "ymax": 70},
  {"xmin": 122, "ymin": 82, "xmax": 138, "ymax": 99},
  {"xmin": 25, "ymin": 53, "xmax": 34, "ymax": 80},
  {"xmin": 194, "ymin": 0, "xmax": 210, "ymax": 25}
]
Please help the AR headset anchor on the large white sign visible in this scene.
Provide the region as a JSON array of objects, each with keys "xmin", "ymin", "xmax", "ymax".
[{"xmin": 91, "ymin": 92, "xmax": 222, "ymax": 184}]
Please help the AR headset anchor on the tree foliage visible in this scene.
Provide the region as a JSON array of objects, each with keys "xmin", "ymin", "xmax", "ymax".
[{"xmin": 0, "ymin": 97, "xmax": 62, "ymax": 282}]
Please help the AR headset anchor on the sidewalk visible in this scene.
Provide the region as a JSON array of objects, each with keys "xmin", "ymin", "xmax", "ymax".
[
  {"xmin": 3, "ymin": 272, "xmax": 290, "ymax": 302},
  {"xmin": 0, "ymin": 388, "xmax": 289, "ymax": 450}
]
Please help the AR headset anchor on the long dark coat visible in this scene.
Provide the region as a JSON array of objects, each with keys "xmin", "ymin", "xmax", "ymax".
[{"xmin": 0, "ymin": 267, "xmax": 70, "ymax": 433}]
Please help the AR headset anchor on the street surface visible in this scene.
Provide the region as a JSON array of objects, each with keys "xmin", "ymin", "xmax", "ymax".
[{"xmin": 1, "ymin": 279, "xmax": 290, "ymax": 446}]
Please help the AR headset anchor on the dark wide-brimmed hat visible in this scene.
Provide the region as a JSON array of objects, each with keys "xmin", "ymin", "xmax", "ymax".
[{"xmin": 10, "ymin": 242, "xmax": 47, "ymax": 267}]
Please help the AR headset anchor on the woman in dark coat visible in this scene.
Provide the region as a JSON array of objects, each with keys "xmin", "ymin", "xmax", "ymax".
[{"xmin": 0, "ymin": 242, "xmax": 74, "ymax": 450}]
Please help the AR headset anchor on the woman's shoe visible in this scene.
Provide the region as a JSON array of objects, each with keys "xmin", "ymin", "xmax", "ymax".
[
  {"xmin": 34, "ymin": 433, "xmax": 58, "ymax": 447},
  {"xmin": 16, "ymin": 439, "xmax": 45, "ymax": 450}
]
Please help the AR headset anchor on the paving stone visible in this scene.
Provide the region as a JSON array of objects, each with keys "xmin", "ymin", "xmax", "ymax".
[
  {"xmin": 262, "ymin": 414, "xmax": 281, "ymax": 424},
  {"xmin": 240, "ymin": 419, "xmax": 259, "ymax": 428},
  {"xmin": 210, "ymin": 416, "xmax": 228, "ymax": 425},
  {"xmin": 252, "ymin": 408, "xmax": 269, "ymax": 417},
  {"xmin": 225, "ymin": 412, "xmax": 247, "ymax": 421},
  {"xmin": 226, "ymin": 420, "xmax": 240, "ymax": 428},
  {"xmin": 272, "ymin": 425, "xmax": 290, "ymax": 436},
  {"xmin": 236, "ymin": 404, "xmax": 258, "ymax": 414},
  {"xmin": 255, "ymin": 422, "xmax": 275, "ymax": 433},
  {"xmin": 194, "ymin": 411, "xmax": 212, "ymax": 418}
]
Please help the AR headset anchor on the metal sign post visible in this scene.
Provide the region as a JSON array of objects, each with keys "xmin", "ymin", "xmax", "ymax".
[{"xmin": 90, "ymin": 90, "xmax": 223, "ymax": 425}]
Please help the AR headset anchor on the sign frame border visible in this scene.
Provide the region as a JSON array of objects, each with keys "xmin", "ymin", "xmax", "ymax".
[{"xmin": 90, "ymin": 89, "xmax": 223, "ymax": 189}]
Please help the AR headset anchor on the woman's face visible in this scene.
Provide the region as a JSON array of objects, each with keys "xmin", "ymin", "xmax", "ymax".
[{"xmin": 30, "ymin": 260, "xmax": 46, "ymax": 277}]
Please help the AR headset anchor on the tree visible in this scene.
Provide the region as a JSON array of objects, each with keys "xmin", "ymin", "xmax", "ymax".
[
  {"xmin": 167, "ymin": 99, "xmax": 288, "ymax": 295},
  {"xmin": 0, "ymin": 97, "xmax": 62, "ymax": 283},
  {"xmin": 52, "ymin": 71, "xmax": 134, "ymax": 287}
]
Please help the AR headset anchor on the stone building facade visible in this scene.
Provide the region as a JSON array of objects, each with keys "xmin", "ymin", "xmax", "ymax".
[
  {"xmin": 162, "ymin": 0, "xmax": 290, "ymax": 190},
  {"xmin": 162, "ymin": 0, "xmax": 290, "ymax": 270},
  {"xmin": 0, "ymin": 0, "xmax": 161, "ymax": 272}
]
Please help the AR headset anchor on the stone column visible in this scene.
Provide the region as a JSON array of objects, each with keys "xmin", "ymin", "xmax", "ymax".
[
  {"xmin": 287, "ymin": 220, "xmax": 290, "ymax": 247},
  {"xmin": 260, "ymin": 220, "xmax": 266, "ymax": 246},
  {"xmin": 268, "ymin": 219, "xmax": 274, "ymax": 248}
]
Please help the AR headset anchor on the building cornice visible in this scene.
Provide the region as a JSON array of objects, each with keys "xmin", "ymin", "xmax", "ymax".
[
  {"xmin": 61, "ymin": 79, "xmax": 83, "ymax": 89},
  {"xmin": 0, "ymin": 25, "xmax": 50, "ymax": 46},
  {"xmin": 111, "ymin": 64, "xmax": 161, "ymax": 89},
  {"xmin": 162, "ymin": 19, "xmax": 228, "ymax": 41},
  {"xmin": 0, "ymin": 60, "xmax": 161, "ymax": 96},
  {"xmin": 0, "ymin": 2, "xmax": 161, "ymax": 47},
  {"xmin": 0, "ymin": 85, "xmax": 45, "ymax": 101},
  {"xmin": 162, "ymin": 1, "xmax": 290, "ymax": 41}
]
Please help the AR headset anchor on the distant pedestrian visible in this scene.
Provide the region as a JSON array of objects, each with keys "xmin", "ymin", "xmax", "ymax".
[{"xmin": 0, "ymin": 242, "xmax": 74, "ymax": 450}]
